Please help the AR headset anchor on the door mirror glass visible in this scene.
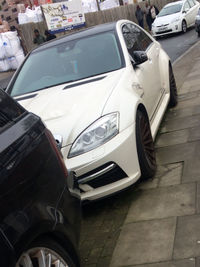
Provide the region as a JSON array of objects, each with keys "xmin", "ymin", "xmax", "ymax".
[{"xmin": 133, "ymin": 51, "xmax": 148, "ymax": 66}]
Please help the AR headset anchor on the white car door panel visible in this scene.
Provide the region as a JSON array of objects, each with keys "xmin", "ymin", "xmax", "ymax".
[{"xmin": 122, "ymin": 23, "xmax": 162, "ymax": 119}]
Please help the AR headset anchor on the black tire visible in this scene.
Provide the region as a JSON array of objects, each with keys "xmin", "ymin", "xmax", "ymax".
[
  {"xmin": 169, "ymin": 66, "xmax": 178, "ymax": 107},
  {"xmin": 136, "ymin": 110, "xmax": 156, "ymax": 180},
  {"xmin": 198, "ymin": 31, "xmax": 200, "ymax": 37},
  {"xmin": 182, "ymin": 20, "xmax": 187, "ymax": 33},
  {"xmin": 16, "ymin": 237, "xmax": 78, "ymax": 267}
]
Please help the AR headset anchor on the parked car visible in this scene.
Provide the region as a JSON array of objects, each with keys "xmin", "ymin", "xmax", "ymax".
[
  {"xmin": 152, "ymin": 0, "xmax": 200, "ymax": 37},
  {"xmin": 7, "ymin": 20, "xmax": 177, "ymax": 202},
  {"xmin": 0, "ymin": 89, "xmax": 80, "ymax": 266},
  {"xmin": 195, "ymin": 7, "xmax": 200, "ymax": 36}
]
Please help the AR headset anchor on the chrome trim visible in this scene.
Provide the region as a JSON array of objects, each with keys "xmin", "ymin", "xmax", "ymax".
[{"xmin": 78, "ymin": 163, "xmax": 116, "ymax": 184}]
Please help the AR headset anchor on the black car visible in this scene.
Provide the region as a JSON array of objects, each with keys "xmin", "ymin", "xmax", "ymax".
[
  {"xmin": 195, "ymin": 8, "xmax": 200, "ymax": 36},
  {"xmin": 0, "ymin": 89, "xmax": 81, "ymax": 267}
]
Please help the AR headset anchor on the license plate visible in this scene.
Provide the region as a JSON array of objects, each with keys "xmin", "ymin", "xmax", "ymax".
[{"xmin": 158, "ymin": 27, "xmax": 167, "ymax": 32}]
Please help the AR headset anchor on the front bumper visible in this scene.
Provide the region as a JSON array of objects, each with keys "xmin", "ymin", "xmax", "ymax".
[
  {"xmin": 62, "ymin": 123, "xmax": 141, "ymax": 201},
  {"xmin": 152, "ymin": 21, "xmax": 182, "ymax": 37}
]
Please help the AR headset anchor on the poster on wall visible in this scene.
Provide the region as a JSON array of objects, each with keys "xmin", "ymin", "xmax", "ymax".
[{"xmin": 42, "ymin": 0, "xmax": 85, "ymax": 33}]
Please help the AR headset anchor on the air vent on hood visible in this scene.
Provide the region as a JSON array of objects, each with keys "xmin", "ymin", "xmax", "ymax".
[
  {"xmin": 15, "ymin": 93, "xmax": 38, "ymax": 101},
  {"xmin": 63, "ymin": 76, "xmax": 106, "ymax": 90}
]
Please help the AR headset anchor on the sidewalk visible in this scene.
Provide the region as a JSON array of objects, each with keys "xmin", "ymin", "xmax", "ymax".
[{"xmin": 110, "ymin": 41, "xmax": 200, "ymax": 267}]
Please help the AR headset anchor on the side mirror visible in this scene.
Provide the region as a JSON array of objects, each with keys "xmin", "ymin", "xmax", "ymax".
[{"xmin": 133, "ymin": 51, "xmax": 148, "ymax": 66}]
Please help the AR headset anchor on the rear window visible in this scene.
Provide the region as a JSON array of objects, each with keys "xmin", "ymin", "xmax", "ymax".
[{"xmin": 0, "ymin": 89, "xmax": 26, "ymax": 132}]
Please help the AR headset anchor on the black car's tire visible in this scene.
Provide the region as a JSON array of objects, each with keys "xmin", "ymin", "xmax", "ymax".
[
  {"xmin": 136, "ymin": 110, "xmax": 156, "ymax": 180},
  {"xmin": 182, "ymin": 20, "xmax": 187, "ymax": 33},
  {"xmin": 169, "ymin": 66, "xmax": 178, "ymax": 107},
  {"xmin": 16, "ymin": 237, "xmax": 78, "ymax": 267},
  {"xmin": 198, "ymin": 31, "xmax": 200, "ymax": 37}
]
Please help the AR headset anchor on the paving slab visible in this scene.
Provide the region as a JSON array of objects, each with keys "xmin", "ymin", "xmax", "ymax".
[
  {"xmin": 125, "ymin": 183, "xmax": 195, "ymax": 223},
  {"xmin": 156, "ymin": 142, "xmax": 193, "ymax": 165},
  {"xmin": 196, "ymin": 182, "xmax": 200, "ymax": 214},
  {"xmin": 160, "ymin": 115, "xmax": 200, "ymax": 133},
  {"xmin": 110, "ymin": 218, "xmax": 176, "ymax": 266},
  {"xmin": 182, "ymin": 141, "xmax": 200, "ymax": 183},
  {"xmin": 173, "ymin": 214, "xmax": 200, "ymax": 259},
  {"xmin": 165, "ymin": 105, "xmax": 200, "ymax": 121},
  {"xmin": 156, "ymin": 129, "xmax": 189, "ymax": 148},
  {"xmin": 173, "ymin": 95, "xmax": 200, "ymax": 110},
  {"xmin": 126, "ymin": 258, "xmax": 195, "ymax": 267},
  {"xmin": 159, "ymin": 163, "xmax": 183, "ymax": 187}
]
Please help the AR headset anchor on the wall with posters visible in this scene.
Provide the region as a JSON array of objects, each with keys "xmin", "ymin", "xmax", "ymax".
[{"xmin": 42, "ymin": 0, "xmax": 85, "ymax": 33}]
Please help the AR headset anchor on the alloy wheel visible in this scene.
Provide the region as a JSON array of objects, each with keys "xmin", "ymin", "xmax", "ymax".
[
  {"xmin": 16, "ymin": 247, "xmax": 69, "ymax": 267},
  {"xmin": 182, "ymin": 21, "xmax": 187, "ymax": 33},
  {"xmin": 139, "ymin": 113, "xmax": 156, "ymax": 170}
]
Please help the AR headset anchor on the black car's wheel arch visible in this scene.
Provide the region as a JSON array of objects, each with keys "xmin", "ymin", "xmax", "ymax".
[{"xmin": 15, "ymin": 230, "xmax": 80, "ymax": 267}]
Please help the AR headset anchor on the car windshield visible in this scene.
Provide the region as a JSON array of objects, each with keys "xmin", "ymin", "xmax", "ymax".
[
  {"xmin": 157, "ymin": 3, "xmax": 183, "ymax": 17},
  {"xmin": 9, "ymin": 31, "xmax": 123, "ymax": 97}
]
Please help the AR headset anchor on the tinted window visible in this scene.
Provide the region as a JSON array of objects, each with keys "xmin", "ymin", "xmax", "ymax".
[
  {"xmin": 158, "ymin": 4, "xmax": 183, "ymax": 17},
  {"xmin": 122, "ymin": 23, "xmax": 153, "ymax": 56},
  {"xmin": 184, "ymin": 1, "xmax": 190, "ymax": 11},
  {"xmin": 188, "ymin": 0, "xmax": 195, "ymax": 7},
  {"xmin": 9, "ymin": 32, "xmax": 123, "ymax": 97}
]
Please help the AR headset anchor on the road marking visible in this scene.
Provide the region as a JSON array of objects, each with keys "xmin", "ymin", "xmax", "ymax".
[{"xmin": 173, "ymin": 40, "xmax": 200, "ymax": 66}]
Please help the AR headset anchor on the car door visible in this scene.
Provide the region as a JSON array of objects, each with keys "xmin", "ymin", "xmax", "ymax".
[
  {"xmin": 122, "ymin": 23, "xmax": 163, "ymax": 120},
  {"xmin": 183, "ymin": 0, "xmax": 192, "ymax": 26},
  {"xmin": 188, "ymin": 0, "xmax": 199, "ymax": 24}
]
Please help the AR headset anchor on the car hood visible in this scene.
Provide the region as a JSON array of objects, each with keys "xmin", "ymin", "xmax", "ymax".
[
  {"xmin": 16, "ymin": 69, "xmax": 124, "ymax": 147},
  {"xmin": 154, "ymin": 12, "xmax": 181, "ymax": 26}
]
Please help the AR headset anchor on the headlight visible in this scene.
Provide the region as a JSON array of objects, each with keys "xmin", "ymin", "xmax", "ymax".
[
  {"xmin": 68, "ymin": 112, "xmax": 119, "ymax": 158},
  {"xmin": 172, "ymin": 17, "xmax": 180, "ymax": 23}
]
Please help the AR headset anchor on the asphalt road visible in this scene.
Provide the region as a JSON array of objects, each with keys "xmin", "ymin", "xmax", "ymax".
[{"xmin": 158, "ymin": 26, "xmax": 199, "ymax": 62}]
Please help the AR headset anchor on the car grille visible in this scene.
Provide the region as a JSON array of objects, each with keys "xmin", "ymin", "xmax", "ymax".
[
  {"xmin": 76, "ymin": 162, "xmax": 127, "ymax": 189},
  {"xmin": 156, "ymin": 29, "xmax": 172, "ymax": 35},
  {"xmin": 157, "ymin": 24, "xmax": 169, "ymax": 27}
]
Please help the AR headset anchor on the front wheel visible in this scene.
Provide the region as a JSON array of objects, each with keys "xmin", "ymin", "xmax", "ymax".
[
  {"xmin": 182, "ymin": 20, "xmax": 187, "ymax": 33},
  {"xmin": 136, "ymin": 110, "xmax": 156, "ymax": 180},
  {"xmin": 16, "ymin": 238, "xmax": 78, "ymax": 267},
  {"xmin": 169, "ymin": 66, "xmax": 178, "ymax": 107}
]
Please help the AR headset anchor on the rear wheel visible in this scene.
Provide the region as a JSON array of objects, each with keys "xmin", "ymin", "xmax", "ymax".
[
  {"xmin": 16, "ymin": 238, "xmax": 77, "ymax": 267},
  {"xmin": 169, "ymin": 66, "xmax": 178, "ymax": 107},
  {"xmin": 136, "ymin": 110, "xmax": 156, "ymax": 180},
  {"xmin": 182, "ymin": 20, "xmax": 187, "ymax": 33}
]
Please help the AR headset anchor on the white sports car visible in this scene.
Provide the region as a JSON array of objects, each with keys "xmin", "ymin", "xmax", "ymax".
[
  {"xmin": 152, "ymin": 0, "xmax": 200, "ymax": 37},
  {"xmin": 7, "ymin": 20, "xmax": 177, "ymax": 201}
]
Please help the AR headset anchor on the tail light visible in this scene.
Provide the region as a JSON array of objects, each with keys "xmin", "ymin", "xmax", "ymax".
[{"xmin": 45, "ymin": 129, "xmax": 68, "ymax": 177}]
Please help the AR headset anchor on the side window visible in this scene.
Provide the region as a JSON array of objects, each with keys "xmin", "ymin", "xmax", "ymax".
[
  {"xmin": 188, "ymin": 0, "xmax": 195, "ymax": 7},
  {"xmin": 184, "ymin": 1, "xmax": 190, "ymax": 11},
  {"xmin": 122, "ymin": 23, "xmax": 153, "ymax": 56}
]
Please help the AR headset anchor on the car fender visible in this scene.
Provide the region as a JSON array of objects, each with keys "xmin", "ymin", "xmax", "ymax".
[
  {"xmin": 157, "ymin": 46, "xmax": 170, "ymax": 94},
  {"xmin": 102, "ymin": 63, "xmax": 145, "ymax": 132}
]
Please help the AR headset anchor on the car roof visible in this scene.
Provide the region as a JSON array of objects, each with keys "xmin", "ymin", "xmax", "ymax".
[
  {"xmin": 32, "ymin": 21, "xmax": 117, "ymax": 53},
  {"xmin": 164, "ymin": 0, "xmax": 184, "ymax": 7}
]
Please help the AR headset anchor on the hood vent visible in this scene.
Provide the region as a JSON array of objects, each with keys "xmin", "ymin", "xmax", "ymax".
[{"xmin": 63, "ymin": 76, "xmax": 106, "ymax": 90}]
